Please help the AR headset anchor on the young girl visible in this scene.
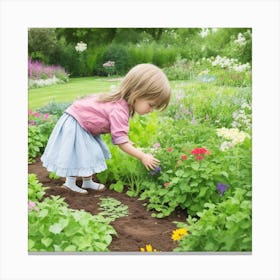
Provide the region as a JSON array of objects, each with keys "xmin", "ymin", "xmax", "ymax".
[{"xmin": 41, "ymin": 63, "xmax": 171, "ymax": 194}]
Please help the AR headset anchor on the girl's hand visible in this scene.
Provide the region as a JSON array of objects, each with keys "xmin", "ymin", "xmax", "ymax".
[{"xmin": 141, "ymin": 153, "xmax": 160, "ymax": 170}]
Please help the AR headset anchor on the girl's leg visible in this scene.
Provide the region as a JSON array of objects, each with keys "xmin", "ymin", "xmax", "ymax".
[
  {"xmin": 82, "ymin": 175, "xmax": 106, "ymax": 191},
  {"xmin": 63, "ymin": 176, "xmax": 88, "ymax": 194}
]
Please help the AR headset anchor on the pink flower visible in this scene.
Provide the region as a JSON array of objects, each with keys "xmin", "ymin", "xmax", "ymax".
[
  {"xmin": 153, "ymin": 143, "xmax": 161, "ymax": 149},
  {"xmin": 166, "ymin": 147, "xmax": 173, "ymax": 153},
  {"xmin": 28, "ymin": 201, "xmax": 39, "ymax": 211}
]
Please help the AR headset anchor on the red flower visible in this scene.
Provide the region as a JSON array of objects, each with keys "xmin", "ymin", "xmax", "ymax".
[
  {"xmin": 195, "ymin": 155, "xmax": 204, "ymax": 161},
  {"xmin": 191, "ymin": 147, "xmax": 209, "ymax": 155},
  {"xmin": 166, "ymin": 147, "xmax": 173, "ymax": 153},
  {"xmin": 181, "ymin": 154, "xmax": 187, "ymax": 160},
  {"xmin": 164, "ymin": 182, "xmax": 170, "ymax": 188}
]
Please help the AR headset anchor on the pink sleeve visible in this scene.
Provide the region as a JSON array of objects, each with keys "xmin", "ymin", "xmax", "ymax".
[{"xmin": 109, "ymin": 108, "xmax": 130, "ymax": 145}]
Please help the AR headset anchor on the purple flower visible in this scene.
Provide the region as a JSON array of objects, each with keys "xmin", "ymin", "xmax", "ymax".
[
  {"xmin": 217, "ymin": 183, "xmax": 229, "ymax": 196},
  {"xmin": 150, "ymin": 166, "xmax": 161, "ymax": 175}
]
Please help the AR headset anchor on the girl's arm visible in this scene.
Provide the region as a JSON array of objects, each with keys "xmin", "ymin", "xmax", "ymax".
[{"xmin": 118, "ymin": 142, "xmax": 160, "ymax": 170}]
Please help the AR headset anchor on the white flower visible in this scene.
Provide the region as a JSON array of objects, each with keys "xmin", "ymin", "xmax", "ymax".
[
  {"xmin": 234, "ymin": 33, "xmax": 246, "ymax": 46},
  {"xmin": 220, "ymin": 141, "xmax": 234, "ymax": 151},
  {"xmin": 200, "ymin": 28, "xmax": 209, "ymax": 38},
  {"xmin": 216, "ymin": 127, "xmax": 250, "ymax": 150},
  {"xmin": 28, "ymin": 76, "xmax": 61, "ymax": 88},
  {"xmin": 75, "ymin": 41, "xmax": 87, "ymax": 52}
]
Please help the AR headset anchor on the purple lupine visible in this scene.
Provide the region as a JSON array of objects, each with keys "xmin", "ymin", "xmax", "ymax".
[
  {"xmin": 217, "ymin": 183, "xmax": 229, "ymax": 196},
  {"xmin": 28, "ymin": 58, "xmax": 68, "ymax": 80},
  {"xmin": 150, "ymin": 166, "xmax": 161, "ymax": 175}
]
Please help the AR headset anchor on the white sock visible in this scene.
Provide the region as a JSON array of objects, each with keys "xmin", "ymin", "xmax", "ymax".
[
  {"xmin": 82, "ymin": 177, "xmax": 105, "ymax": 190},
  {"xmin": 64, "ymin": 177, "xmax": 88, "ymax": 193}
]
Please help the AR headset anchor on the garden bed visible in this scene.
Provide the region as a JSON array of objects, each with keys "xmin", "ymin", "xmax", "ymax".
[{"xmin": 28, "ymin": 158, "xmax": 187, "ymax": 252}]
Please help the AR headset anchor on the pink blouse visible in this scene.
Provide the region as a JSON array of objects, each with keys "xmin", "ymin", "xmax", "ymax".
[{"xmin": 66, "ymin": 94, "xmax": 130, "ymax": 145}]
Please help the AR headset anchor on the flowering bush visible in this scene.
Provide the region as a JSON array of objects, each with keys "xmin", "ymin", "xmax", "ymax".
[
  {"xmin": 103, "ymin": 60, "xmax": 116, "ymax": 76},
  {"xmin": 139, "ymin": 144, "xmax": 232, "ymax": 217},
  {"xmin": 28, "ymin": 59, "xmax": 69, "ymax": 88}
]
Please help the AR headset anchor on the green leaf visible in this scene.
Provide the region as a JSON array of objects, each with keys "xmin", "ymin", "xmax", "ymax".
[
  {"xmin": 41, "ymin": 237, "xmax": 53, "ymax": 247},
  {"xmin": 38, "ymin": 209, "xmax": 48, "ymax": 218},
  {"xmin": 175, "ymin": 170, "xmax": 184, "ymax": 177},
  {"xmin": 198, "ymin": 187, "xmax": 208, "ymax": 197},
  {"xmin": 220, "ymin": 171, "xmax": 229, "ymax": 178},
  {"xmin": 28, "ymin": 239, "xmax": 35, "ymax": 250},
  {"xmin": 49, "ymin": 223, "xmax": 64, "ymax": 234},
  {"xmin": 171, "ymin": 177, "xmax": 179, "ymax": 185},
  {"xmin": 110, "ymin": 181, "xmax": 124, "ymax": 193},
  {"xmin": 103, "ymin": 235, "xmax": 112, "ymax": 245},
  {"xmin": 191, "ymin": 162, "xmax": 200, "ymax": 171},
  {"xmin": 64, "ymin": 245, "xmax": 77, "ymax": 252},
  {"xmin": 126, "ymin": 190, "xmax": 136, "ymax": 197}
]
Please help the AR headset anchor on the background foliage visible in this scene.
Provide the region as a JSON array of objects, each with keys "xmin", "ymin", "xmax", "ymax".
[{"xmin": 28, "ymin": 28, "xmax": 251, "ymax": 77}]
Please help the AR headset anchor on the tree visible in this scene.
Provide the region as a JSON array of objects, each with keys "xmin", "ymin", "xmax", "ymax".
[
  {"xmin": 55, "ymin": 28, "xmax": 117, "ymax": 47},
  {"xmin": 28, "ymin": 28, "xmax": 57, "ymax": 63}
]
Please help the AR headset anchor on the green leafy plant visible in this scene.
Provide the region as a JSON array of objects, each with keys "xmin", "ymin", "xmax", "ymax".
[
  {"xmin": 98, "ymin": 197, "xmax": 128, "ymax": 222},
  {"xmin": 28, "ymin": 195, "xmax": 116, "ymax": 252},
  {"xmin": 28, "ymin": 110, "xmax": 57, "ymax": 163},
  {"xmin": 28, "ymin": 173, "xmax": 46, "ymax": 201},
  {"xmin": 173, "ymin": 187, "xmax": 252, "ymax": 252},
  {"xmin": 49, "ymin": 172, "xmax": 60, "ymax": 180},
  {"xmin": 28, "ymin": 126, "xmax": 45, "ymax": 163}
]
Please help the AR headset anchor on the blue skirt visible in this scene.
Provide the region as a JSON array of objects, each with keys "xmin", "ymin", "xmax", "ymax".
[{"xmin": 41, "ymin": 113, "xmax": 111, "ymax": 177}]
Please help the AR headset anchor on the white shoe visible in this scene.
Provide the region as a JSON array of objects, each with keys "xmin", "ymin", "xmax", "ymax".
[
  {"xmin": 82, "ymin": 182, "xmax": 106, "ymax": 191},
  {"xmin": 61, "ymin": 184, "xmax": 88, "ymax": 194}
]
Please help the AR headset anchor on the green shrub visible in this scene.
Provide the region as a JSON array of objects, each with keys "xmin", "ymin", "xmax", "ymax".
[
  {"xmin": 173, "ymin": 187, "xmax": 252, "ymax": 252},
  {"xmin": 95, "ymin": 44, "xmax": 130, "ymax": 76},
  {"xmin": 37, "ymin": 101, "xmax": 71, "ymax": 117}
]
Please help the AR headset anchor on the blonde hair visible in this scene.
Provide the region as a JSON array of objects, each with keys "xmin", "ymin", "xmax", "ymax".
[{"xmin": 98, "ymin": 63, "xmax": 171, "ymax": 116}]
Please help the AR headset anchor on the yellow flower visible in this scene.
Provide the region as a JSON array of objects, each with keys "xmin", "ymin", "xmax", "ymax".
[
  {"xmin": 140, "ymin": 244, "xmax": 157, "ymax": 252},
  {"xmin": 171, "ymin": 228, "xmax": 188, "ymax": 241}
]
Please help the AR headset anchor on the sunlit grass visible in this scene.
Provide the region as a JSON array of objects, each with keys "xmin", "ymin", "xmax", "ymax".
[{"xmin": 28, "ymin": 77, "xmax": 122, "ymax": 110}]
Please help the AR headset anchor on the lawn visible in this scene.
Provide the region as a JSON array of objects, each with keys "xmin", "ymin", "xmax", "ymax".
[{"xmin": 28, "ymin": 77, "xmax": 122, "ymax": 110}]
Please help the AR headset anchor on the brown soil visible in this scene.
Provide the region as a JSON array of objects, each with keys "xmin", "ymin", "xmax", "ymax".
[{"xmin": 28, "ymin": 158, "xmax": 188, "ymax": 252}]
